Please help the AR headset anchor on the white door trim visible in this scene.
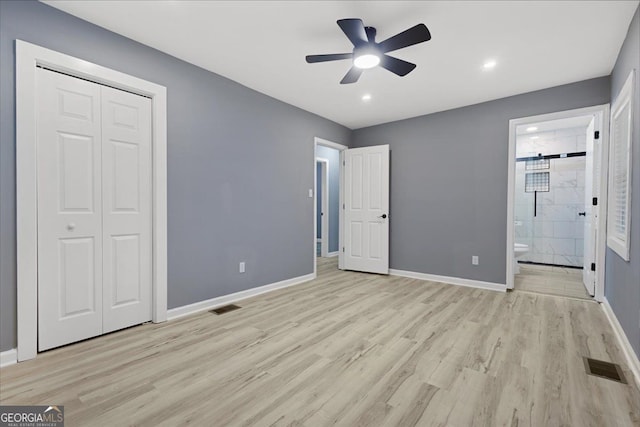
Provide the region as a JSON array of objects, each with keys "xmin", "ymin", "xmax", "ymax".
[
  {"xmin": 506, "ymin": 104, "xmax": 610, "ymax": 302},
  {"xmin": 313, "ymin": 137, "xmax": 348, "ymax": 277},
  {"xmin": 16, "ymin": 40, "xmax": 168, "ymax": 361},
  {"xmin": 316, "ymin": 158, "xmax": 329, "ymax": 257}
]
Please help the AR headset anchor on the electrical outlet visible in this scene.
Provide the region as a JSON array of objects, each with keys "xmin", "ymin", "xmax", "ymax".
[
  {"xmin": 239, "ymin": 262, "xmax": 245, "ymax": 273},
  {"xmin": 472, "ymin": 256, "xmax": 479, "ymax": 265},
  {"xmin": 308, "ymin": 189, "xmax": 313, "ymax": 198}
]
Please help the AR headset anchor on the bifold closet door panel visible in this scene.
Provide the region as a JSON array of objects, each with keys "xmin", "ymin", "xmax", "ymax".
[
  {"xmin": 37, "ymin": 68, "xmax": 104, "ymax": 351},
  {"xmin": 101, "ymin": 86, "xmax": 153, "ymax": 333}
]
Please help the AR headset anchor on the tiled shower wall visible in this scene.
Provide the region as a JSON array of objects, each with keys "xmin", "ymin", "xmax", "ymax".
[{"xmin": 514, "ymin": 126, "xmax": 587, "ymax": 267}]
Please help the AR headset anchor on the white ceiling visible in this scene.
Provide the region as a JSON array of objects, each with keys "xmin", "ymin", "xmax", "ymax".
[{"xmin": 42, "ymin": 1, "xmax": 639, "ymax": 129}]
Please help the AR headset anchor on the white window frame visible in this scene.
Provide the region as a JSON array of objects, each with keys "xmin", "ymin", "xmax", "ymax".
[
  {"xmin": 16, "ymin": 40, "xmax": 168, "ymax": 361},
  {"xmin": 607, "ymin": 71, "xmax": 634, "ymax": 261}
]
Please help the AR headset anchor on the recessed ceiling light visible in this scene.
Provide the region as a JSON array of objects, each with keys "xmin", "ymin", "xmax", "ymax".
[
  {"xmin": 362, "ymin": 94, "xmax": 372, "ymax": 101},
  {"xmin": 531, "ymin": 136, "xmax": 539, "ymax": 140},
  {"xmin": 526, "ymin": 126, "xmax": 538, "ymax": 132},
  {"xmin": 483, "ymin": 60, "xmax": 497, "ymax": 70}
]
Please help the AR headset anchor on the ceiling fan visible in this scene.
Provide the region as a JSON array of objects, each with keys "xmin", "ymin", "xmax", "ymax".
[{"xmin": 306, "ymin": 19, "xmax": 431, "ymax": 84}]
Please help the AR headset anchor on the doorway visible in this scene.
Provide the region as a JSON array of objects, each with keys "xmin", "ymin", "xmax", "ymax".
[
  {"xmin": 507, "ymin": 105, "xmax": 610, "ymax": 301},
  {"xmin": 16, "ymin": 41, "xmax": 167, "ymax": 361},
  {"xmin": 313, "ymin": 138, "xmax": 347, "ymax": 276}
]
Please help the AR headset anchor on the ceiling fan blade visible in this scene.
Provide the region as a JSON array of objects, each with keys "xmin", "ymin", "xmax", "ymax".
[
  {"xmin": 337, "ymin": 19, "xmax": 368, "ymax": 46},
  {"xmin": 306, "ymin": 53, "xmax": 353, "ymax": 63},
  {"xmin": 380, "ymin": 55, "xmax": 416, "ymax": 76},
  {"xmin": 340, "ymin": 67, "xmax": 364, "ymax": 84},
  {"xmin": 377, "ymin": 24, "xmax": 431, "ymax": 53}
]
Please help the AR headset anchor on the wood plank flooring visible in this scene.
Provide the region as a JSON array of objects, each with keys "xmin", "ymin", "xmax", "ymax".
[
  {"xmin": 515, "ymin": 263, "xmax": 592, "ymax": 300},
  {"xmin": 1, "ymin": 257, "xmax": 639, "ymax": 426}
]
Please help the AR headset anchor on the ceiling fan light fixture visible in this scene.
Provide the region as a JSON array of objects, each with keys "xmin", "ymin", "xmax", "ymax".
[{"xmin": 354, "ymin": 53, "xmax": 380, "ymax": 69}]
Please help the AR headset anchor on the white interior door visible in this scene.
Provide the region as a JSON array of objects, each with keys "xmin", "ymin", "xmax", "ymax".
[
  {"xmin": 101, "ymin": 86, "xmax": 152, "ymax": 333},
  {"xmin": 37, "ymin": 68, "xmax": 104, "ymax": 351},
  {"xmin": 343, "ymin": 145, "xmax": 389, "ymax": 274},
  {"xmin": 37, "ymin": 68, "xmax": 152, "ymax": 351},
  {"xmin": 583, "ymin": 117, "xmax": 596, "ymax": 295}
]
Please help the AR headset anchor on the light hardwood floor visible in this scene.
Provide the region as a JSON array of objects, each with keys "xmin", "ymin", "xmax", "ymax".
[
  {"xmin": 1, "ymin": 257, "xmax": 639, "ymax": 426},
  {"xmin": 515, "ymin": 263, "xmax": 592, "ymax": 300}
]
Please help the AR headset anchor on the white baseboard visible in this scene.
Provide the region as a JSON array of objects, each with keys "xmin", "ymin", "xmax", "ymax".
[
  {"xmin": 389, "ymin": 269, "xmax": 506, "ymax": 292},
  {"xmin": 327, "ymin": 251, "xmax": 339, "ymax": 258},
  {"xmin": 167, "ymin": 273, "xmax": 315, "ymax": 321},
  {"xmin": 601, "ymin": 298, "xmax": 640, "ymax": 387},
  {"xmin": 0, "ymin": 349, "xmax": 17, "ymax": 368}
]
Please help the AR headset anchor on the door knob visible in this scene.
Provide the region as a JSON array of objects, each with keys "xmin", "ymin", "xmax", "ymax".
[
  {"xmin": 378, "ymin": 214, "xmax": 387, "ymax": 219},
  {"xmin": 67, "ymin": 222, "xmax": 76, "ymax": 230},
  {"xmin": 578, "ymin": 212, "xmax": 586, "ymax": 217}
]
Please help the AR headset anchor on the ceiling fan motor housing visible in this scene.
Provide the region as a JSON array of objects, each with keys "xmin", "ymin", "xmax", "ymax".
[{"xmin": 364, "ymin": 26, "xmax": 377, "ymax": 43}]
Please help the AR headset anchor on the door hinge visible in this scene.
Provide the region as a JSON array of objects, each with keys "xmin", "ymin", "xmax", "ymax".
[
  {"xmin": 591, "ymin": 263, "xmax": 596, "ymax": 272},
  {"xmin": 342, "ymin": 247, "xmax": 345, "ymax": 252},
  {"xmin": 343, "ymin": 160, "xmax": 345, "ymax": 166},
  {"xmin": 592, "ymin": 197, "xmax": 598, "ymax": 206},
  {"xmin": 343, "ymin": 203, "xmax": 345, "ymax": 209},
  {"xmin": 594, "ymin": 131, "xmax": 600, "ymax": 139}
]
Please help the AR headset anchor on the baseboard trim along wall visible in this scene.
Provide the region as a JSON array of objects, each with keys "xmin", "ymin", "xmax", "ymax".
[
  {"xmin": 389, "ymin": 269, "xmax": 507, "ymax": 292},
  {"xmin": 601, "ymin": 298, "xmax": 640, "ymax": 388},
  {"xmin": 167, "ymin": 273, "xmax": 315, "ymax": 321},
  {"xmin": 327, "ymin": 251, "xmax": 339, "ymax": 258},
  {"xmin": 0, "ymin": 349, "xmax": 17, "ymax": 368}
]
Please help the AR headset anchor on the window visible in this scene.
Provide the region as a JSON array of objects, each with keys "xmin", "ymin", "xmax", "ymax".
[{"xmin": 607, "ymin": 71, "xmax": 634, "ymax": 261}]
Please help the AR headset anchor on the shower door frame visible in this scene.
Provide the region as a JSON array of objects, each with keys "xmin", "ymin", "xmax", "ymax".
[{"xmin": 506, "ymin": 104, "xmax": 610, "ymax": 302}]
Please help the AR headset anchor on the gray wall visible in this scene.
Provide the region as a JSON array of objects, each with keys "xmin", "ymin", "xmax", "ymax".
[
  {"xmin": 316, "ymin": 145, "xmax": 340, "ymax": 253},
  {"xmin": 607, "ymin": 5, "xmax": 639, "ymax": 358},
  {"xmin": 0, "ymin": 0, "xmax": 350, "ymax": 352},
  {"xmin": 352, "ymin": 77, "xmax": 611, "ymax": 284}
]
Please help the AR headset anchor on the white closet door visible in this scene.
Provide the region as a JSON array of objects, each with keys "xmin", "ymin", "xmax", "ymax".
[
  {"xmin": 101, "ymin": 86, "xmax": 152, "ymax": 333},
  {"xmin": 37, "ymin": 68, "xmax": 103, "ymax": 351}
]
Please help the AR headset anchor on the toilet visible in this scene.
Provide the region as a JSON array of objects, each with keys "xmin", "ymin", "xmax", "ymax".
[{"xmin": 514, "ymin": 243, "xmax": 529, "ymax": 274}]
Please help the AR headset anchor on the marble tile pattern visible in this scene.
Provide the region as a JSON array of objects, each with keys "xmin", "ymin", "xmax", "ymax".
[{"xmin": 515, "ymin": 127, "xmax": 587, "ymax": 267}]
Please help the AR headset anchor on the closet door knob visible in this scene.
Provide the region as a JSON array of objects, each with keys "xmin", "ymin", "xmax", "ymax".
[{"xmin": 67, "ymin": 223, "xmax": 76, "ymax": 230}]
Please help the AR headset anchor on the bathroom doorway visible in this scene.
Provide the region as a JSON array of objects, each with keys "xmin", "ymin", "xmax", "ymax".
[{"xmin": 506, "ymin": 105, "xmax": 609, "ymax": 301}]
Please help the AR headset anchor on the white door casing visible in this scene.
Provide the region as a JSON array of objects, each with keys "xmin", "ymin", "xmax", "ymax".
[
  {"xmin": 343, "ymin": 145, "xmax": 389, "ymax": 274},
  {"xmin": 17, "ymin": 40, "xmax": 167, "ymax": 361},
  {"xmin": 36, "ymin": 69, "xmax": 104, "ymax": 351},
  {"xmin": 101, "ymin": 86, "xmax": 153, "ymax": 333},
  {"xmin": 582, "ymin": 117, "xmax": 596, "ymax": 295},
  {"xmin": 506, "ymin": 104, "xmax": 609, "ymax": 302}
]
